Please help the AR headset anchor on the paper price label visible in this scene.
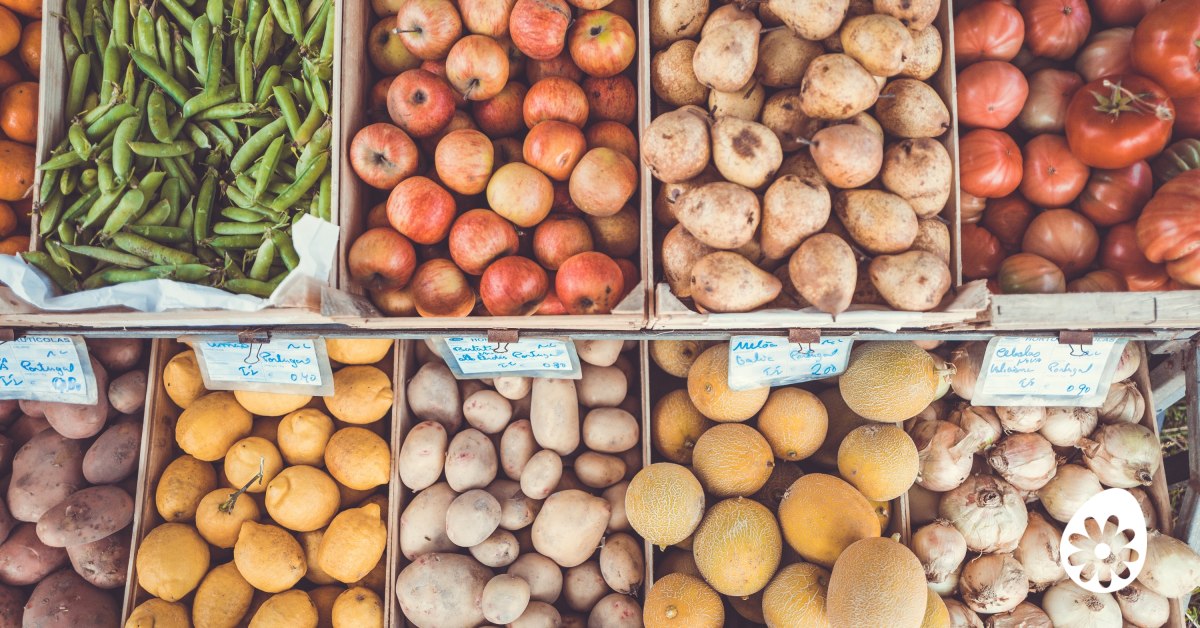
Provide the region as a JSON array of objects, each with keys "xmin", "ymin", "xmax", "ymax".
[
  {"xmin": 0, "ymin": 335, "xmax": 96, "ymax": 404},
  {"xmin": 973, "ymin": 336, "xmax": 1126, "ymax": 407},
  {"xmin": 440, "ymin": 337, "xmax": 580, "ymax": 379},
  {"xmin": 193, "ymin": 338, "xmax": 334, "ymax": 395},
  {"xmin": 727, "ymin": 336, "xmax": 853, "ymax": 391}
]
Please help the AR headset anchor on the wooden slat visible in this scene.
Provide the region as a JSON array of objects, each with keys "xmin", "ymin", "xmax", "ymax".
[{"xmin": 1151, "ymin": 352, "xmax": 1187, "ymax": 420}]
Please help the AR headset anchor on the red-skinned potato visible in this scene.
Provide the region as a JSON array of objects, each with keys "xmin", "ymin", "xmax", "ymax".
[
  {"xmin": 42, "ymin": 358, "xmax": 109, "ymax": 440},
  {"xmin": 82, "ymin": 421, "xmax": 141, "ymax": 484},
  {"xmin": 0, "ymin": 524, "xmax": 68, "ymax": 585},
  {"xmin": 22, "ymin": 569, "xmax": 119, "ymax": 626},
  {"xmin": 35, "ymin": 485, "xmax": 134, "ymax": 548},
  {"xmin": 9, "ymin": 430, "xmax": 85, "ymax": 523},
  {"xmin": 68, "ymin": 528, "xmax": 131, "ymax": 589},
  {"xmin": 87, "ymin": 339, "xmax": 144, "ymax": 372}
]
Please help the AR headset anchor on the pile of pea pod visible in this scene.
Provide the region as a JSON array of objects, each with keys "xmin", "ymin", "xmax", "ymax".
[{"xmin": 25, "ymin": 0, "xmax": 334, "ymax": 297}]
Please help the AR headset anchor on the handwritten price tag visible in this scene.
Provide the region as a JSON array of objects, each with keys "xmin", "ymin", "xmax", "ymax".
[
  {"xmin": 194, "ymin": 338, "xmax": 334, "ymax": 395},
  {"xmin": 0, "ymin": 335, "xmax": 96, "ymax": 404},
  {"xmin": 974, "ymin": 337, "xmax": 1125, "ymax": 407},
  {"xmin": 441, "ymin": 337, "xmax": 580, "ymax": 379},
  {"xmin": 727, "ymin": 336, "xmax": 853, "ymax": 391}
]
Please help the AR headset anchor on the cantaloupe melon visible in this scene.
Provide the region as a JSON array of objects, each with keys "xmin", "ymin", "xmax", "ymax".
[
  {"xmin": 752, "ymin": 462, "xmax": 804, "ymax": 511},
  {"xmin": 762, "ymin": 562, "xmax": 830, "ymax": 628},
  {"xmin": 827, "ymin": 536, "xmax": 927, "ymax": 627},
  {"xmin": 837, "ymin": 424, "xmax": 919, "ymax": 501},
  {"xmin": 920, "ymin": 588, "xmax": 950, "ymax": 628},
  {"xmin": 839, "ymin": 342, "xmax": 945, "ymax": 423},
  {"xmin": 756, "ymin": 387, "xmax": 828, "ymax": 461},
  {"xmin": 687, "ymin": 346, "xmax": 769, "ymax": 422},
  {"xmin": 652, "ymin": 390, "xmax": 714, "ymax": 465},
  {"xmin": 692, "ymin": 424, "xmax": 774, "ymax": 498},
  {"xmin": 692, "ymin": 498, "xmax": 782, "ymax": 597},
  {"xmin": 651, "ymin": 340, "xmax": 715, "ymax": 378},
  {"xmin": 626, "ymin": 463, "xmax": 705, "ymax": 547},
  {"xmin": 643, "ymin": 573, "xmax": 724, "ymax": 628},
  {"xmin": 728, "ymin": 590, "xmax": 765, "ymax": 624},
  {"xmin": 811, "ymin": 387, "xmax": 868, "ymax": 469},
  {"xmin": 778, "ymin": 473, "xmax": 881, "ymax": 568}
]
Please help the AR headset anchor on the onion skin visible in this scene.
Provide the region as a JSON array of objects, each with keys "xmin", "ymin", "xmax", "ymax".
[
  {"xmin": 987, "ymin": 433, "xmax": 1058, "ymax": 491},
  {"xmin": 1111, "ymin": 342, "xmax": 1142, "ymax": 382},
  {"xmin": 944, "ymin": 598, "xmax": 984, "ymax": 628},
  {"xmin": 912, "ymin": 420, "xmax": 977, "ymax": 492},
  {"xmin": 912, "ymin": 520, "xmax": 968, "ymax": 583},
  {"xmin": 1139, "ymin": 530, "xmax": 1200, "ymax": 598},
  {"xmin": 1037, "ymin": 464, "xmax": 1103, "ymax": 523},
  {"xmin": 985, "ymin": 601, "xmax": 1052, "ymax": 627},
  {"xmin": 1039, "ymin": 406, "xmax": 1098, "ymax": 447},
  {"xmin": 1115, "ymin": 581, "xmax": 1169, "ymax": 628},
  {"xmin": 939, "ymin": 474, "xmax": 1028, "ymax": 553},
  {"xmin": 1079, "ymin": 422, "xmax": 1160, "ymax": 488},
  {"xmin": 1014, "ymin": 512, "xmax": 1064, "ymax": 592},
  {"xmin": 1129, "ymin": 487, "xmax": 1158, "ymax": 530},
  {"xmin": 950, "ymin": 342, "xmax": 986, "ymax": 401},
  {"xmin": 1043, "ymin": 581, "xmax": 1121, "ymax": 628},
  {"xmin": 948, "ymin": 404, "xmax": 1002, "ymax": 452},
  {"xmin": 1098, "ymin": 380, "xmax": 1145, "ymax": 424},
  {"xmin": 929, "ymin": 568, "xmax": 960, "ymax": 596},
  {"xmin": 960, "ymin": 552, "xmax": 1028, "ymax": 614},
  {"xmin": 996, "ymin": 405, "xmax": 1047, "ymax": 433}
]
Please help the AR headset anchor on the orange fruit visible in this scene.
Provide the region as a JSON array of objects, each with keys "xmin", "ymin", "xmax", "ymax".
[
  {"xmin": 0, "ymin": 59, "xmax": 20, "ymax": 91},
  {"xmin": 0, "ymin": 7, "xmax": 19, "ymax": 57},
  {"xmin": 0, "ymin": 139, "xmax": 33, "ymax": 200},
  {"xmin": 0, "ymin": 200, "xmax": 15, "ymax": 236},
  {"xmin": 0, "ymin": 234, "xmax": 28, "ymax": 255},
  {"xmin": 0, "ymin": 81, "xmax": 36, "ymax": 144},
  {"xmin": 0, "ymin": 0, "xmax": 39, "ymax": 19},
  {"xmin": 17, "ymin": 21, "xmax": 37, "ymax": 74}
]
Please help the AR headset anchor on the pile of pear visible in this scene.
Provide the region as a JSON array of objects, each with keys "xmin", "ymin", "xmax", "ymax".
[{"xmin": 645, "ymin": 0, "xmax": 956, "ymax": 315}]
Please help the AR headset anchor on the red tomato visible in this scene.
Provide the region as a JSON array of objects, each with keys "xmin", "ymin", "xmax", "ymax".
[
  {"xmin": 982, "ymin": 194, "xmax": 1036, "ymax": 249},
  {"xmin": 1068, "ymin": 269, "xmax": 1127, "ymax": 292},
  {"xmin": 1018, "ymin": 0, "xmax": 1092, "ymax": 60},
  {"xmin": 1175, "ymin": 96, "xmax": 1200, "ymax": 140},
  {"xmin": 1077, "ymin": 161, "xmax": 1154, "ymax": 227},
  {"xmin": 960, "ymin": 129, "xmax": 1024, "ymax": 198},
  {"xmin": 1136, "ymin": 169, "xmax": 1200, "ymax": 264},
  {"xmin": 961, "ymin": 192, "xmax": 987, "ymax": 223},
  {"xmin": 1018, "ymin": 69, "xmax": 1084, "ymax": 135},
  {"xmin": 954, "ymin": 1, "xmax": 1025, "ymax": 65},
  {"xmin": 1131, "ymin": 0, "xmax": 1200, "ymax": 98},
  {"xmin": 1074, "ymin": 27, "xmax": 1134, "ymax": 83},
  {"xmin": 960, "ymin": 224, "xmax": 1006, "ymax": 279},
  {"xmin": 998, "ymin": 253, "xmax": 1066, "ymax": 293},
  {"xmin": 1065, "ymin": 75, "xmax": 1175, "ymax": 169},
  {"xmin": 1019, "ymin": 134, "xmax": 1090, "ymax": 207},
  {"xmin": 1091, "ymin": 0, "xmax": 1159, "ymax": 26},
  {"xmin": 1102, "ymin": 222, "xmax": 1171, "ymax": 290},
  {"xmin": 1021, "ymin": 208, "xmax": 1099, "ymax": 277},
  {"xmin": 957, "ymin": 61, "xmax": 1029, "ymax": 130}
]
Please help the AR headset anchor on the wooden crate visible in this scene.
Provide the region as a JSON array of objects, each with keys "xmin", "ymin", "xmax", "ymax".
[
  {"xmin": 124, "ymin": 339, "xmax": 402, "ymax": 625},
  {"xmin": 646, "ymin": 0, "xmax": 983, "ymax": 331},
  {"xmin": 335, "ymin": 0, "xmax": 651, "ymax": 331}
]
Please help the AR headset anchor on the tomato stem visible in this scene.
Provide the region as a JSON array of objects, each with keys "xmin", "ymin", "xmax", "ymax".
[{"xmin": 1095, "ymin": 79, "xmax": 1175, "ymax": 122}]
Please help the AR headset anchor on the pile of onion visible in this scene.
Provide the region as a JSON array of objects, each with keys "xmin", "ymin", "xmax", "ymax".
[
  {"xmin": 950, "ymin": 342, "xmax": 986, "ymax": 401},
  {"xmin": 1099, "ymin": 380, "xmax": 1145, "ymax": 424},
  {"xmin": 959, "ymin": 553, "xmax": 1028, "ymax": 614},
  {"xmin": 948, "ymin": 404, "xmax": 1002, "ymax": 452},
  {"xmin": 912, "ymin": 520, "xmax": 967, "ymax": 594},
  {"xmin": 1039, "ymin": 407, "xmax": 1098, "ymax": 447},
  {"xmin": 1042, "ymin": 581, "xmax": 1121, "ymax": 627},
  {"xmin": 939, "ymin": 474, "xmax": 1028, "ymax": 553},
  {"xmin": 988, "ymin": 433, "xmax": 1058, "ymax": 491},
  {"xmin": 1078, "ymin": 423, "xmax": 1161, "ymax": 488},
  {"xmin": 1014, "ymin": 512, "xmax": 1065, "ymax": 592},
  {"xmin": 912, "ymin": 420, "xmax": 976, "ymax": 492}
]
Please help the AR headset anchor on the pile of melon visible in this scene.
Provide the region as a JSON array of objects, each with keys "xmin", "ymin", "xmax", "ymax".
[{"xmin": 632, "ymin": 340, "xmax": 952, "ymax": 626}]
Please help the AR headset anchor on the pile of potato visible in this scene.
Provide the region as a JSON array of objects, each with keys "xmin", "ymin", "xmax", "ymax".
[
  {"xmin": 648, "ymin": 0, "xmax": 956, "ymax": 315},
  {"xmin": 0, "ymin": 338, "xmax": 149, "ymax": 625},
  {"xmin": 397, "ymin": 339, "xmax": 644, "ymax": 627},
  {"xmin": 127, "ymin": 338, "xmax": 396, "ymax": 628}
]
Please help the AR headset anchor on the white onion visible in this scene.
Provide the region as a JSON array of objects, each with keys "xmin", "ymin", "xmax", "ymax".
[
  {"xmin": 987, "ymin": 433, "xmax": 1058, "ymax": 491},
  {"xmin": 930, "ymin": 567, "xmax": 960, "ymax": 596},
  {"xmin": 951, "ymin": 342, "xmax": 986, "ymax": 401},
  {"xmin": 1039, "ymin": 407, "xmax": 1098, "ymax": 447},
  {"xmin": 1064, "ymin": 514, "xmax": 1133, "ymax": 585},
  {"xmin": 948, "ymin": 404, "xmax": 1002, "ymax": 452},
  {"xmin": 913, "ymin": 520, "xmax": 967, "ymax": 583},
  {"xmin": 1099, "ymin": 380, "xmax": 1145, "ymax": 424},
  {"xmin": 1042, "ymin": 580, "xmax": 1121, "ymax": 627},
  {"xmin": 939, "ymin": 474, "xmax": 1028, "ymax": 553},
  {"xmin": 996, "ymin": 406, "xmax": 1047, "ymax": 433},
  {"xmin": 933, "ymin": 354, "xmax": 954, "ymax": 399},
  {"xmin": 946, "ymin": 598, "xmax": 984, "ymax": 628},
  {"xmin": 1037, "ymin": 464, "xmax": 1104, "ymax": 524},
  {"xmin": 1015, "ymin": 512, "xmax": 1065, "ymax": 592},
  {"xmin": 1115, "ymin": 581, "xmax": 1169, "ymax": 628},
  {"xmin": 1129, "ymin": 487, "xmax": 1158, "ymax": 530},
  {"xmin": 960, "ymin": 553, "xmax": 1028, "ymax": 614},
  {"xmin": 1079, "ymin": 423, "xmax": 1161, "ymax": 488},
  {"xmin": 912, "ymin": 420, "xmax": 977, "ymax": 492},
  {"xmin": 984, "ymin": 601, "xmax": 1052, "ymax": 627},
  {"xmin": 1139, "ymin": 530, "xmax": 1200, "ymax": 598},
  {"xmin": 1111, "ymin": 342, "xmax": 1142, "ymax": 383}
]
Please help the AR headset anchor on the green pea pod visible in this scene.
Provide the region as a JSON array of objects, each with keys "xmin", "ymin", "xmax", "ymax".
[
  {"xmin": 232, "ymin": 115, "xmax": 272, "ymax": 128},
  {"xmin": 182, "ymin": 122, "xmax": 211, "ymax": 149},
  {"xmin": 135, "ymin": 171, "xmax": 166, "ymax": 206},
  {"xmin": 236, "ymin": 38, "xmax": 253, "ymax": 103},
  {"xmin": 204, "ymin": 32, "xmax": 223, "ymax": 94},
  {"xmin": 205, "ymin": 0, "xmax": 222, "ymax": 29},
  {"xmin": 67, "ymin": 0, "xmax": 85, "ymax": 49},
  {"xmin": 221, "ymin": 206, "xmax": 271, "ymax": 222},
  {"xmin": 39, "ymin": 151, "xmax": 85, "ymax": 172},
  {"xmin": 222, "ymin": 276, "xmax": 278, "ymax": 297},
  {"xmin": 81, "ymin": 183, "xmax": 127, "ymax": 230},
  {"xmin": 197, "ymin": 121, "xmax": 233, "ymax": 154},
  {"xmin": 252, "ymin": 13, "xmax": 275, "ymax": 68},
  {"xmin": 254, "ymin": 66, "xmax": 281, "ymax": 106},
  {"xmin": 111, "ymin": 0, "xmax": 131, "ymax": 49},
  {"xmin": 79, "ymin": 168, "xmax": 99, "ymax": 191},
  {"xmin": 135, "ymin": 6, "xmax": 156, "ymax": 59},
  {"xmin": 122, "ymin": 57, "xmax": 138, "ymax": 100},
  {"xmin": 84, "ymin": 103, "xmax": 136, "ymax": 140},
  {"xmin": 230, "ymin": 116, "xmax": 288, "ymax": 174},
  {"xmin": 214, "ymin": 221, "xmax": 271, "ymax": 235},
  {"xmin": 265, "ymin": 0, "xmax": 291, "ymax": 34},
  {"xmin": 216, "ymin": 119, "xmax": 240, "ymax": 141},
  {"xmin": 158, "ymin": 0, "xmax": 195, "ymax": 30},
  {"xmin": 209, "ymin": 234, "xmax": 263, "ymax": 249},
  {"xmin": 145, "ymin": 263, "xmax": 214, "ymax": 282},
  {"xmin": 181, "ymin": 84, "xmax": 235, "ymax": 118},
  {"xmin": 249, "ymin": 158, "xmax": 295, "ymax": 181},
  {"xmin": 173, "ymin": 28, "xmax": 189, "ymax": 87},
  {"xmin": 60, "ymin": 243, "xmax": 150, "ymax": 268},
  {"xmin": 147, "ymin": 91, "xmax": 173, "ymax": 142},
  {"xmin": 231, "ymin": 0, "xmax": 247, "ymax": 25},
  {"xmin": 280, "ymin": 45, "xmax": 301, "ymax": 72},
  {"xmin": 294, "ymin": 107, "xmax": 323, "ymax": 147},
  {"xmin": 136, "ymin": 198, "xmax": 172, "ymax": 226},
  {"xmin": 98, "ymin": 188, "xmax": 145, "ymax": 238},
  {"xmin": 166, "ymin": 113, "xmax": 187, "ymax": 142},
  {"xmin": 270, "ymin": 151, "xmax": 328, "ymax": 212},
  {"xmin": 86, "ymin": 268, "xmax": 164, "ymax": 288},
  {"xmin": 38, "ymin": 194, "xmax": 65, "ymax": 238},
  {"xmin": 316, "ymin": 171, "xmax": 331, "ymax": 222},
  {"xmin": 307, "ymin": 70, "xmax": 328, "ymax": 114},
  {"xmin": 112, "ymin": 232, "xmax": 200, "ymax": 265},
  {"xmin": 224, "ymin": 185, "xmax": 264, "ymax": 211},
  {"xmin": 22, "ymin": 251, "xmax": 80, "ymax": 293},
  {"xmin": 134, "ymin": 79, "xmax": 153, "ymax": 121},
  {"xmin": 248, "ymin": 235, "xmax": 276, "ymax": 280},
  {"xmin": 162, "ymin": 177, "xmax": 181, "ymax": 223},
  {"xmin": 96, "ymin": 160, "xmax": 116, "ymax": 193},
  {"xmin": 193, "ymin": 102, "xmax": 257, "ymax": 121},
  {"xmin": 100, "ymin": 44, "xmax": 120, "ymax": 105},
  {"xmin": 128, "ymin": 140, "xmax": 198, "ymax": 158},
  {"xmin": 91, "ymin": 19, "xmax": 110, "ymax": 72},
  {"xmin": 191, "ymin": 15, "xmax": 211, "ymax": 80},
  {"xmin": 253, "ymin": 135, "xmax": 286, "ymax": 201},
  {"xmin": 111, "ymin": 116, "xmax": 139, "ymax": 183},
  {"xmin": 39, "ymin": 169, "xmax": 62, "ymax": 203},
  {"xmin": 44, "ymin": 241, "xmax": 83, "ymax": 276},
  {"xmin": 193, "ymin": 170, "xmax": 217, "ymax": 244},
  {"xmin": 130, "ymin": 50, "xmax": 190, "ymax": 106},
  {"xmin": 66, "ymin": 53, "xmax": 92, "ymax": 119},
  {"xmin": 62, "ymin": 187, "xmax": 101, "ymax": 223},
  {"xmin": 161, "ymin": 156, "xmax": 197, "ymax": 190},
  {"xmin": 221, "ymin": 251, "xmax": 246, "ymax": 279},
  {"xmin": 271, "ymin": 86, "xmax": 302, "ymax": 136},
  {"xmin": 60, "ymin": 168, "xmax": 79, "ymax": 196},
  {"xmin": 301, "ymin": 0, "xmax": 329, "ymax": 49},
  {"xmin": 67, "ymin": 123, "xmax": 92, "ymax": 160},
  {"xmin": 296, "ymin": 120, "xmax": 332, "ymax": 173},
  {"xmin": 81, "ymin": 98, "xmax": 120, "ymax": 127},
  {"xmin": 282, "ymin": 0, "xmax": 302, "ymax": 41},
  {"xmin": 270, "ymin": 228, "xmax": 299, "ymax": 270},
  {"xmin": 125, "ymin": 224, "xmax": 189, "ymax": 242},
  {"xmin": 155, "ymin": 15, "xmax": 174, "ymax": 75}
]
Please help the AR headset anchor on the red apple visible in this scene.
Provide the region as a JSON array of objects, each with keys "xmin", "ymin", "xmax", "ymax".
[
  {"xmin": 368, "ymin": 19, "xmax": 422, "ymax": 75},
  {"xmin": 582, "ymin": 75, "xmax": 635, "ymax": 124},
  {"xmin": 533, "ymin": 214, "xmax": 594, "ymax": 269},
  {"xmin": 584, "ymin": 203, "xmax": 638, "ymax": 257},
  {"xmin": 494, "ymin": 137, "xmax": 525, "ymax": 166},
  {"xmin": 473, "ymin": 82, "xmax": 528, "ymax": 137},
  {"xmin": 445, "ymin": 35, "xmax": 511, "ymax": 101},
  {"xmin": 508, "ymin": 0, "xmax": 571, "ymax": 61},
  {"xmin": 459, "ymin": 0, "xmax": 516, "ymax": 37},
  {"xmin": 411, "ymin": 258, "xmax": 477, "ymax": 317},
  {"xmin": 496, "ymin": 36, "xmax": 527, "ymax": 81},
  {"xmin": 526, "ymin": 51, "xmax": 583, "ymax": 83},
  {"xmin": 348, "ymin": 227, "xmax": 418, "ymax": 289},
  {"xmin": 394, "ymin": 0, "xmax": 462, "ymax": 60},
  {"xmin": 420, "ymin": 109, "xmax": 478, "ymax": 155},
  {"xmin": 555, "ymin": 251, "xmax": 623, "ymax": 314},
  {"xmin": 370, "ymin": 75, "xmax": 395, "ymax": 119},
  {"xmin": 370, "ymin": 284, "xmax": 417, "ymax": 316},
  {"xmin": 536, "ymin": 286, "xmax": 568, "ymax": 315},
  {"xmin": 387, "ymin": 176, "xmax": 457, "ymax": 244},
  {"xmin": 584, "ymin": 121, "xmax": 638, "ymax": 162},
  {"xmin": 524, "ymin": 77, "xmax": 589, "ymax": 128},
  {"xmin": 486, "ymin": 162, "xmax": 554, "ymax": 227},
  {"xmin": 523, "ymin": 120, "xmax": 586, "ymax": 181},
  {"xmin": 449, "ymin": 208, "xmax": 522, "ymax": 274},
  {"xmin": 614, "ymin": 256, "xmax": 638, "ymax": 302},
  {"xmin": 367, "ymin": 201, "xmax": 390, "ymax": 229},
  {"xmin": 480, "ymin": 255, "xmax": 550, "ymax": 316},
  {"xmin": 567, "ymin": 11, "xmax": 635, "ymax": 78},
  {"xmin": 420, "ymin": 60, "xmax": 468, "ymax": 107},
  {"xmin": 568, "ymin": 147, "xmax": 637, "ymax": 217},
  {"xmin": 552, "ymin": 182, "xmax": 581, "ymax": 214},
  {"xmin": 435, "ymin": 129, "xmax": 495, "ymax": 195},
  {"xmin": 349, "ymin": 123, "xmax": 420, "ymax": 189},
  {"xmin": 387, "ymin": 69, "xmax": 457, "ymax": 138}
]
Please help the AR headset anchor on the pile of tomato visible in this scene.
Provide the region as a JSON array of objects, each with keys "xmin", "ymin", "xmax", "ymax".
[{"xmin": 954, "ymin": 0, "xmax": 1200, "ymax": 294}]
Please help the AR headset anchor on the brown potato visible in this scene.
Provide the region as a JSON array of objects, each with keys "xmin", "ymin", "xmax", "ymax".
[
  {"xmin": 108, "ymin": 369, "xmax": 147, "ymax": 415},
  {"xmin": 762, "ymin": 176, "xmax": 831, "ymax": 260},
  {"xmin": 840, "ymin": 14, "xmax": 913, "ymax": 77},
  {"xmin": 689, "ymin": 252, "xmax": 783, "ymax": 313},
  {"xmin": 835, "ymin": 190, "xmax": 919, "ymax": 254},
  {"xmin": 531, "ymin": 490, "xmax": 611, "ymax": 568},
  {"xmin": 869, "ymin": 250, "xmax": 952, "ymax": 311},
  {"xmin": 67, "ymin": 528, "xmax": 131, "ymax": 589},
  {"xmin": 900, "ymin": 24, "xmax": 943, "ymax": 80},
  {"xmin": 662, "ymin": 224, "xmax": 716, "ymax": 298},
  {"xmin": 9, "ymin": 430, "xmax": 85, "ymax": 523},
  {"xmin": 881, "ymin": 138, "xmax": 953, "ymax": 218},
  {"xmin": 788, "ymin": 234, "xmax": 857, "ymax": 315},
  {"xmin": 642, "ymin": 106, "xmax": 711, "ymax": 184},
  {"xmin": 445, "ymin": 429, "xmax": 498, "ymax": 492},
  {"xmin": 810, "ymin": 124, "xmax": 883, "ymax": 188},
  {"xmin": 399, "ymin": 483, "xmax": 457, "ymax": 560},
  {"xmin": 396, "ymin": 553, "xmax": 489, "ymax": 628},
  {"xmin": 800, "ymin": 54, "xmax": 878, "ymax": 120},
  {"xmin": 875, "ymin": 79, "xmax": 950, "ymax": 138},
  {"xmin": 500, "ymin": 420, "xmax": 537, "ymax": 481},
  {"xmin": 82, "ymin": 421, "xmax": 141, "ymax": 485},
  {"xmin": 652, "ymin": 41, "xmax": 708, "ymax": 107},
  {"xmin": 43, "ymin": 358, "xmax": 110, "ymax": 439},
  {"xmin": 599, "ymin": 533, "xmax": 643, "ymax": 595},
  {"xmin": 574, "ymin": 452, "xmax": 626, "ymax": 489},
  {"xmin": 22, "ymin": 569, "xmax": 118, "ymax": 626},
  {"xmin": 563, "ymin": 561, "xmax": 608, "ymax": 613},
  {"xmin": 88, "ymin": 338, "xmax": 145, "ymax": 372},
  {"xmin": 757, "ymin": 30, "xmax": 823, "ymax": 88},
  {"xmin": 675, "ymin": 182, "xmax": 761, "ymax": 250},
  {"xmin": 581, "ymin": 408, "xmax": 639, "ymax": 453},
  {"xmin": 912, "ymin": 219, "xmax": 951, "ymax": 265},
  {"xmin": 507, "ymin": 553, "xmax": 562, "ymax": 604},
  {"xmin": 0, "ymin": 524, "xmax": 68, "ymax": 585}
]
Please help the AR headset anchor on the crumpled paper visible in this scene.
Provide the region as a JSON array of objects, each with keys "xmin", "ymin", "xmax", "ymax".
[{"xmin": 0, "ymin": 215, "xmax": 339, "ymax": 313}]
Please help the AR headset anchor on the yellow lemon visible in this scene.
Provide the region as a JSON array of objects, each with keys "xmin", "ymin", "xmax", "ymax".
[
  {"xmin": 156, "ymin": 455, "xmax": 217, "ymax": 522},
  {"xmin": 126, "ymin": 598, "xmax": 189, "ymax": 627},
  {"xmin": 332, "ymin": 587, "xmax": 384, "ymax": 628},
  {"xmin": 324, "ymin": 427, "xmax": 390, "ymax": 491},
  {"xmin": 192, "ymin": 561, "xmax": 255, "ymax": 628},
  {"xmin": 277, "ymin": 408, "xmax": 335, "ymax": 466},
  {"xmin": 234, "ymin": 522, "xmax": 307, "ymax": 592},
  {"xmin": 264, "ymin": 465, "xmax": 340, "ymax": 532},
  {"xmin": 195, "ymin": 487, "xmax": 262, "ymax": 549},
  {"xmin": 176, "ymin": 392, "xmax": 253, "ymax": 461},
  {"xmin": 163, "ymin": 350, "xmax": 207, "ymax": 409},
  {"xmin": 324, "ymin": 366, "xmax": 393, "ymax": 425},
  {"xmin": 234, "ymin": 390, "xmax": 312, "ymax": 416},
  {"xmin": 224, "ymin": 437, "xmax": 284, "ymax": 493},
  {"xmin": 136, "ymin": 523, "xmax": 210, "ymax": 602},
  {"xmin": 249, "ymin": 590, "xmax": 318, "ymax": 628},
  {"xmin": 317, "ymin": 504, "xmax": 387, "ymax": 584},
  {"xmin": 326, "ymin": 338, "xmax": 393, "ymax": 365}
]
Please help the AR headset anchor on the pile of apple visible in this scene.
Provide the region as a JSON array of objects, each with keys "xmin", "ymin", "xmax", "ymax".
[{"xmin": 349, "ymin": 0, "xmax": 642, "ymax": 317}]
